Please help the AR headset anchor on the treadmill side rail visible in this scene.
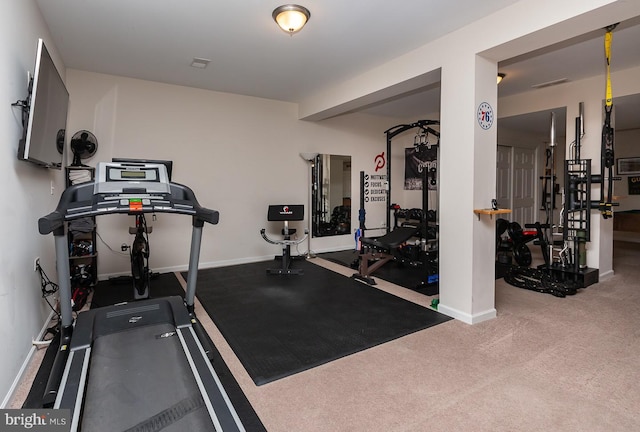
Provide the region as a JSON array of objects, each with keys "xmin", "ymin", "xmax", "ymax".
[{"xmin": 53, "ymin": 297, "xmax": 245, "ymax": 431}]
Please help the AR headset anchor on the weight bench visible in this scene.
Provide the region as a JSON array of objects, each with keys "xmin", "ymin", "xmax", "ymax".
[
  {"xmin": 352, "ymin": 225, "xmax": 420, "ymax": 285},
  {"xmin": 260, "ymin": 204, "xmax": 307, "ymax": 275}
]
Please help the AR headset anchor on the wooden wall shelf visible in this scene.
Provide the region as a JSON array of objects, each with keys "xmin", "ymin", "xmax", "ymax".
[{"xmin": 473, "ymin": 208, "xmax": 512, "ymax": 220}]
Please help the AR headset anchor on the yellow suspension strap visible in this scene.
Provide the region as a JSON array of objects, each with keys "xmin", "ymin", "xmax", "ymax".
[
  {"xmin": 604, "ymin": 28, "xmax": 614, "ymax": 109},
  {"xmin": 600, "ymin": 24, "xmax": 618, "ymax": 218}
]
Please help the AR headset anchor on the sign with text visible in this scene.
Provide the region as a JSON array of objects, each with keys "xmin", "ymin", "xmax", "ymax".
[
  {"xmin": 364, "ymin": 172, "xmax": 387, "ymax": 203},
  {"xmin": 362, "ymin": 171, "xmax": 388, "ymax": 231},
  {"xmin": 0, "ymin": 409, "xmax": 70, "ymax": 432},
  {"xmin": 628, "ymin": 176, "xmax": 640, "ymax": 195}
]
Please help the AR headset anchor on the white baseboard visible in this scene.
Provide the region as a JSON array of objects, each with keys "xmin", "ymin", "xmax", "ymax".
[
  {"xmin": 98, "ymin": 255, "xmax": 277, "ymax": 281},
  {"xmin": 311, "ymin": 246, "xmax": 357, "ymax": 254},
  {"xmin": 599, "ymin": 269, "xmax": 614, "ymax": 281},
  {"xmin": 437, "ymin": 304, "xmax": 497, "ymax": 325},
  {"xmin": 1, "ymin": 309, "xmax": 56, "ymax": 408},
  {"xmin": 97, "ymin": 250, "xmax": 362, "ymax": 281}
]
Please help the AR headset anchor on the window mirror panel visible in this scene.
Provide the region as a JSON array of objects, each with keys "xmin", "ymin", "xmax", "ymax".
[{"xmin": 312, "ymin": 154, "xmax": 351, "ymax": 237}]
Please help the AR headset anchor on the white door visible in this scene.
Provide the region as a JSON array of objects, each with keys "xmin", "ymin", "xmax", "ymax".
[
  {"xmin": 512, "ymin": 147, "xmax": 537, "ymax": 224},
  {"xmin": 496, "ymin": 146, "xmax": 512, "ymax": 219}
]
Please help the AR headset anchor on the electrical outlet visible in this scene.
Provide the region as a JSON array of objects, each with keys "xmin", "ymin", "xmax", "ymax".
[
  {"xmin": 34, "ymin": 257, "xmax": 40, "ymax": 272},
  {"xmin": 50, "ymin": 181, "xmax": 55, "ymax": 195}
]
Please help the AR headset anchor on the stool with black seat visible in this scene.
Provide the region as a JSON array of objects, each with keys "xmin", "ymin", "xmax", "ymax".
[{"xmin": 260, "ymin": 205, "xmax": 308, "ymax": 275}]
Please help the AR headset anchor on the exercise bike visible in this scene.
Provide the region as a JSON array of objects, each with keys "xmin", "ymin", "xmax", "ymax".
[{"xmin": 122, "ymin": 213, "xmax": 152, "ymax": 299}]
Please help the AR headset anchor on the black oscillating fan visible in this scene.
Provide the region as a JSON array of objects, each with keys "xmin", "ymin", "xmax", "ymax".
[{"xmin": 70, "ymin": 130, "xmax": 98, "ymax": 166}]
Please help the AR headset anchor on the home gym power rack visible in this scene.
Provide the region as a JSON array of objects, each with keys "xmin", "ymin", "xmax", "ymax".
[
  {"xmin": 353, "ymin": 120, "xmax": 440, "ymax": 287},
  {"xmin": 383, "ymin": 120, "xmax": 440, "ymax": 234},
  {"xmin": 505, "ymin": 111, "xmax": 583, "ymax": 296},
  {"xmin": 505, "ymin": 23, "xmax": 620, "ymax": 295}
]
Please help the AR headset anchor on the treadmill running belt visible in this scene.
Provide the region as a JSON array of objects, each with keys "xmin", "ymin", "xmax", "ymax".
[
  {"xmin": 81, "ymin": 323, "xmax": 214, "ymax": 432},
  {"xmin": 124, "ymin": 394, "xmax": 205, "ymax": 432}
]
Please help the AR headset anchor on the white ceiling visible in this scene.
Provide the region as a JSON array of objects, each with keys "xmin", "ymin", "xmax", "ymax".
[
  {"xmin": 36, "ymin": 0, "xmax": 640, "ymax": 132},
  {"xmin": 364, "ymin": 16, "xmax": 640, "ymax": 132}
]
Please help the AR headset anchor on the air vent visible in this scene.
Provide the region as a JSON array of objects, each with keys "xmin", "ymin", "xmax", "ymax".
[
  {"xmin": 190, "ymin": 58, "xmax": 211, "ymax": 69},
  {"xmin": 531, "ymin": 78, "xmax": 568, "ymax": 89}
]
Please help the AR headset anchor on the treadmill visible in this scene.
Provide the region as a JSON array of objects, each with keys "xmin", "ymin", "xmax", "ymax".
[{"xmin": 39, "ymin": 162, "xmax": 245, "ymax": 431}]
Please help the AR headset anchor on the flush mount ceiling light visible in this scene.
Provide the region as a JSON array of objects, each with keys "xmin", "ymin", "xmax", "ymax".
[
  {"xmin": 497, "ymin": 73, "xmax": 506, "ymax": 84},
  {"xmin": 273, "ymin": 4, "xmax": 310, "ymax": 35}
]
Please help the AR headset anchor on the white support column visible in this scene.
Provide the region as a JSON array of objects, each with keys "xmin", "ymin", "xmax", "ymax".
[{"xmin": 438, "ymin": 54, "xmax": 499, "ymax": 324}]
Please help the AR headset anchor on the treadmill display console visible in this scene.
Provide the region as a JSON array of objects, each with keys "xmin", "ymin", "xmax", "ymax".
[
  {"xmin": 94, "ymin": 162, "xmax": 171, "ymax": 195},
  {"xmin": 40, "ymin": 160, "xmax": 220, "ymax": 232},
  {"xmin": 119, "ymin": 170, "xmax": 148, "ymax": 179}
]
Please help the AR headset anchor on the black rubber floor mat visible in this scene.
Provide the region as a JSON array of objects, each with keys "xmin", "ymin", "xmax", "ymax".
[
  {"xmin": 185, "ymin": 260, "xmax": 451, "ymax": 386},
  {"xmin": 90, "ymin": 273, "xmax": 184, "ymax": 309},
  {"xmin": 318, "ymin": 249, "xmax": 439, "ymax": 296},
  {"xmin": 321, "ymin": 250, "xmax": 510, "ymax": 282}
]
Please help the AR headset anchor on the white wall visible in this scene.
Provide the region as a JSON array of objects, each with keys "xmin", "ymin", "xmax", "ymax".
[
  {"xmin": 0, "ymin": 0, "xmax": 68, "ymax": 406},
  {"xmin": 65, "ymin": 70, "xmax": 401, "ymax": 277},
  {"xmin": 614, "ymin": 129, "xmax": 640, "ymax": 211}
]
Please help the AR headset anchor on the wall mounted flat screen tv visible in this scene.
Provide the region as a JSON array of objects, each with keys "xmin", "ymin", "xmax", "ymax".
[{"xmin": 17, "ymin": 38, "xmax": 69, "ymax": 169}]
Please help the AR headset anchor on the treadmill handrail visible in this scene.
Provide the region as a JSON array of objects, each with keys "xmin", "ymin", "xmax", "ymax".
[{"xmin": 39, "ymin": 180, "xmax": 219, "ymax": 235}]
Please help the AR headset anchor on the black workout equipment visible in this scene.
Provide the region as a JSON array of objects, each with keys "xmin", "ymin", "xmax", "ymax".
[
  {"xmin": 39, "ymin": 162, "xmax": 246, "ymax": 431},
  {"xmin": 544, "ymin": 27, "xmax": 621, "ymax": 286},
  {"xmin": 504, "ymin": 103, "xmax": 604, "ymax": 295},
  {"xmin": 352, "ymin": 226, "xmax": 420, "ymax": 285},
  {"xmin": 504, "ymin": 266, "xmax": 578, "ymax": 297},
  {"xmin": 495, "ymin": 219, "xmax": 545, "ymax": 267},
  {"xmin": 383, "ymin": 119, "xmax": 440, "ymax": 233},
  {"xmin": 353, "ymin": 120, "xmax": 440, "ymax": 287},
  {"xmin": 598, "ymin": 23, "xmax": 619, "ymax": 219},
  {"xmin": 503, "ymin": 201, "xmax": 575, "ymax": 299},
  {"xmin": 260, "ymin": 205, "xmax": 307, "ymax": 275},
  {"xmin": 112, "ymin": 158, "xmax": 175, "ymax": 300},
  {"xmin": 554, "ymin": 27, "xmax": 621, "ymax": 286},
  {"xmin": 123, "ymin": 213, "xmax": 152, "ymax": 299}
]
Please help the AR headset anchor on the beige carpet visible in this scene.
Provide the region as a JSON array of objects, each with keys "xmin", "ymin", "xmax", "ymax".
[{"xmin": 9, "ymin": 242, "xmax": 640, "ymax": 431}]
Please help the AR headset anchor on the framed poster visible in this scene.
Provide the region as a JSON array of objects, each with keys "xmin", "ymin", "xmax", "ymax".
[
  {"xmin": 404, "ymin": 147, "xmax": 437, "ymax": 190},
  {"xmin": 617, "ymin": 157, "xmax": 640, "ymax": 175}
]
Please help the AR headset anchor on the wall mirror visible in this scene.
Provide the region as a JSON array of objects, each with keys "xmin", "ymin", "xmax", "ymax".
[{"xmin": 312, "ymin": 154, "xmax": 351, "ymax": 237}]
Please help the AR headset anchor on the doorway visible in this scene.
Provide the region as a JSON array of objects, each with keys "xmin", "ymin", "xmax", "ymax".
[{"xmin": 495, "ymin": 145, "xmax": 537, "ymax": 224}]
